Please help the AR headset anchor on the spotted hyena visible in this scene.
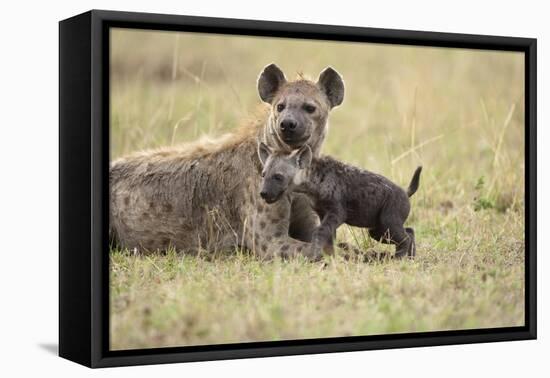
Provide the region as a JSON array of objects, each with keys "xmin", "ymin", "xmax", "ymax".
[
  {"xmin": 110, "ymin": 63, "xmax": 345, "ymax": 259},
  {"xmin": 257, "ymin": 142, "xmax": 422, "ymax": 259}
]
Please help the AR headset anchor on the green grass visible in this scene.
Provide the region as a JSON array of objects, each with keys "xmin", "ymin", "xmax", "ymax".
[{"xmin": 109, "ymin": 28, "xmax": 525, "ymax": 350}]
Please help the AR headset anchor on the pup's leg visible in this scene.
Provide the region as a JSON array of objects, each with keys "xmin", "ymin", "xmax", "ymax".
[
  {"xmin": 370, "ymin": 196, "xmax": 414, "ymax": 258},
  {"xmin": 312, "ymin": 211, "xmax": 342, "ymax": 256},
  {"xmin": 369, "ymin": 224, "xmax": 412, "ymax": 259},
  {"xmin": 405, "ymin": 227, "xmax": 416, "ymax": 257},
  {"xmin": 288, "ymin": 193, "xmax": 320, "ymax": 242},
  {"xmin": 391, "ymin": 226, "xmax": 413, "ymax": 258}
]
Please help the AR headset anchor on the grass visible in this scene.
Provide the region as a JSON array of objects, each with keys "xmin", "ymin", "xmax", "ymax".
[{"xmin": 109, "ymin": 28, "xmax": 525, "ymax": 350}]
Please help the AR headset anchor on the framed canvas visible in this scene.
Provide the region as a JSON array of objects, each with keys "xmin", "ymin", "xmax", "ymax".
[{"xmin": 59, "ymin": 10, "xmax": 537, "ymax": 368}]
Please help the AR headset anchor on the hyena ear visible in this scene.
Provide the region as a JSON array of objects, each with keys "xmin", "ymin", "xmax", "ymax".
[
  {"xmin": 258, "ymin": 142, "xmax": 272, "ymax": 166},
  {"xmin": 317, "ymin": 67, "xmax": 345, "ymax": 108},
  {"xmin": 295, "ymin": 144, "xmax": 313, "ymax": 169},
  {"xmin": 258, "ymin": 63, "xmax": 287, "ymax": 104}
]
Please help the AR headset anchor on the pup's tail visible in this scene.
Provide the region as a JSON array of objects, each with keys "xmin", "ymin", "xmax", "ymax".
[{"xmin": 407, "ymin": 166, "xmax": 423, "ymax": 197}]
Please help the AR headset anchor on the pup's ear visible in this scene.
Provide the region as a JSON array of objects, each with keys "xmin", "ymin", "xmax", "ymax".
[
  {"xmin": 295, "ymin": 144, "xmax": 312, "ymax": 169},
  {"xmin": 317, "ymin": 67, "xmax": 345, "ymax": 108},
  {"xmin": 258, "ymin": 63, "xmax": 287, "ymax": 104},
  {"xmin": 258, "ymin": 142, "xmax": 272, "ymax": 166}
]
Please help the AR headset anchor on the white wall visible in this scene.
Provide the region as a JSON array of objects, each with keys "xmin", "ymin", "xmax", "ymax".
[{"xmin": 0, "ymin": 0, "xmax": 546, "ymax": 376}]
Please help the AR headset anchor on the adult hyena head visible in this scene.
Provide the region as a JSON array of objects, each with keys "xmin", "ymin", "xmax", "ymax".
[{"xmin": 257, "ymin": 64, "xmax": 344, "ymax": 155}]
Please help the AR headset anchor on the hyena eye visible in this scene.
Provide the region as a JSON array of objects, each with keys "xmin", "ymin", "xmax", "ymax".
[
  {"xmin": 273, "ymin": 174, "xmax": 284, "ymax": 182},
  {"xmin": 303, "ymin": 104, "xmax": 316, "ymax": 113},
  {"xmin": 276, "ymin": 103, "xmax": 285, "ymax": 112}
]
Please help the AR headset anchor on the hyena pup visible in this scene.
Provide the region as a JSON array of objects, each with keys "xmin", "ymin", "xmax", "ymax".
[{"xmin": 257, "ymin": 142, "xmax": 422, "ymax": 259}]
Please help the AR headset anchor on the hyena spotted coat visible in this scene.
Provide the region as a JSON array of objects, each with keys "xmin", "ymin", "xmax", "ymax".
[{"xmin": 110, "ymin": 64, "xmax": 345, "ymax": 259}]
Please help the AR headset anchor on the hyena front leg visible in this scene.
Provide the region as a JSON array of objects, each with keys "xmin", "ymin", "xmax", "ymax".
[
  {"xmin": 243, "ymin": 198, "xmax": 320, "ymax": 261},
  {"xmin": 288, "ymin": 193, "xmax": 320, "ymax": 242},
  {"xmin": 311, "ymin": 210, "xmax": 344, "ymax": 256}
]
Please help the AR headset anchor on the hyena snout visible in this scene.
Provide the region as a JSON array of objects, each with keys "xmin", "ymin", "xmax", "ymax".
[
  {"xmin": 259, "ymin": 178, "xmax": 287, "ymax": 204},
  {"xmin": 280, "ymin": 118, "xmax": 297, "ymax": 132},
  {"xmin": 259, "ymin": 189, "xmax": 273, "ymax": 202},
  {"xmin": 259, "ymin": 186, "xmax": 281, "ymax": 204},
  {"xmin": 260, "ymin": 190, "xmax": 280, "ymax": 204},
  {"xmin": 279, "ymin": 116, "xmax": 308, "ymax": 145}
]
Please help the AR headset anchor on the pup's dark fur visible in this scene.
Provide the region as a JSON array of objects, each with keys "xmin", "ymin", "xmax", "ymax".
[{"xmin": 258, "ymin": 142, "xmax": 422, "ymax": 259}]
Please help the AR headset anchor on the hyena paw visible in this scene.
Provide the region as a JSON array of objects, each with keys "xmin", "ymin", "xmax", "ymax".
[
  {"xmin": 306, "ymin": 244, "xmax": 324, "ymax": 262},
  {"xmin": 312, "ymin": 234, "xmax": 334, "ymax": 255}
]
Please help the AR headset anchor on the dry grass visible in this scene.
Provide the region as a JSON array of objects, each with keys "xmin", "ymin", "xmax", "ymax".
[{"xmin": 109, "ymin": 28, "xmax": 525, "ymax": 350}]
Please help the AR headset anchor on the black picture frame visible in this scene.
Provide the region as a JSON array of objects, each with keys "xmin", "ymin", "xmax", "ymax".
[{"xmin": 59, "ymin": 9, "xmax": 537, "ymax": 368}]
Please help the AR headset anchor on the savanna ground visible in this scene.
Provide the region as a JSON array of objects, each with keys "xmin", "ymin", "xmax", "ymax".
[{"xmin": 109, "ymin": 28, "xmax": 525, "ymax": 350}]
